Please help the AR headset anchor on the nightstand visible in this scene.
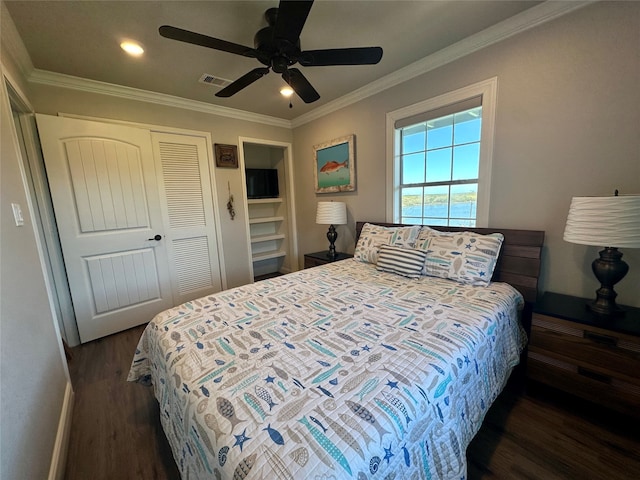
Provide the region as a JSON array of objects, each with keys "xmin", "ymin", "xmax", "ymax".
[
  {"xmin": 304, "ymin": 251, "xmax": 353, "ymax": 269},
  {"xmin": 528, "ymin": 292, "xmax": 640, "ymax": 417}
]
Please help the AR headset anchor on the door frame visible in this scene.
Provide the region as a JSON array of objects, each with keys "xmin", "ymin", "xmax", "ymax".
[{"xmin": 4, "ymin": 75, "xmax": 80, "ymax": 346}]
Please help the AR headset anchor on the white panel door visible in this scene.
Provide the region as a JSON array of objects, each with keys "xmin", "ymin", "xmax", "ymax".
[
  {"xmin": 36, "ymin": 114, "xmax": 173, "ymax": 342},
  {"xmin": 151, "ymin": 132, "xmax": 224, "ymax": 304}
]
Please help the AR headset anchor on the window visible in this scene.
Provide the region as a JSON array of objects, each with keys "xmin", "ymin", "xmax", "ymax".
[{"xmin": 386, "ymin": 78, "xmax": 496, "ymax": 227}]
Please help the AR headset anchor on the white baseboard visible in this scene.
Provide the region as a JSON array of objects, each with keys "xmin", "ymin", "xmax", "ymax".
[{"xmin": 48, "ymin": 381, "xmax": 74, "ymax": 480}]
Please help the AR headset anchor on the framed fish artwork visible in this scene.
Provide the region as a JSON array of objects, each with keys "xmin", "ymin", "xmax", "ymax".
[{"xmin": 313, "ymin": 134, "xmax": 356, "ymax": 193}]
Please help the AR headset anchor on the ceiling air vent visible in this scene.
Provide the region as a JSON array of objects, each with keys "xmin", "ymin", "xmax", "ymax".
[{"xmin": 198, "ymin": 74, "xmax": 232, "ymax": 88}]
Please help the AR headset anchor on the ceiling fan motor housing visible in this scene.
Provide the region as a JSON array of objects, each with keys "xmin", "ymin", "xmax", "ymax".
[{"xmin": 254, "ymin": 25, "xmax": 300, "ymax": 72}]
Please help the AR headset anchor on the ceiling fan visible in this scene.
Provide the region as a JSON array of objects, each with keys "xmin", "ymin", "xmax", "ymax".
[{"xmin": 159, "ymin": 0, "xmax": 383, "ymax": 103}]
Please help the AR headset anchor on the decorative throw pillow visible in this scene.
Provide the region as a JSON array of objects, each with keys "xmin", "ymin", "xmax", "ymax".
[
  {"xmin": 414, "ymin": 226, "xmax": 437, "ymax": 251},
  {"xmin": 419, "ymin": 230, "xmax": 504, "ymax": 286},
  {"xmin": 376, "ymin": 244, "xmax": 427, "ymax": 278},
  {"xmin": 354, "ymin": 223, "xmax": 421, "ymax": 264}
]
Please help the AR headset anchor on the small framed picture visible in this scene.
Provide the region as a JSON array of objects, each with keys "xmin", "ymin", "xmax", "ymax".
[
  {"xmin": 215, "ymin": 144, "xmax": 239, "ymax": 168},
  {"xmin": 313, "ymin": 134, "xmax": 356, "ymax": 193}
]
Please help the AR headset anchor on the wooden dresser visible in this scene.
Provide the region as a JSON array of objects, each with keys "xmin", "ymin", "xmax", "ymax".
[{"xmin": 528, "ymin": 292, "xmax": 640, "ymax": 417}]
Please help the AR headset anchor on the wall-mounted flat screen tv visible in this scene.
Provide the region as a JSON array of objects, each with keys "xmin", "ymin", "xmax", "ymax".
[{"xmin": 245, "ymin": 168, "xmax": 279, "ymax": 199}]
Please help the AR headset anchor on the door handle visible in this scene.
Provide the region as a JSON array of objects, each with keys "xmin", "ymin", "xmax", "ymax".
[{"xmin": 148, "ymin": 234, "xmax": 162, "ymax": 241}]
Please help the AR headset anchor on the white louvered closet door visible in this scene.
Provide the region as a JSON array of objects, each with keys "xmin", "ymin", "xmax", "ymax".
[{"xmin": 151, "ymin": 132, "xmax": 224, "ymax": 305}]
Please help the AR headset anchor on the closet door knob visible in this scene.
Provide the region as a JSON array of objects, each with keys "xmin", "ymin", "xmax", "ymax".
[{"xmin": 148, "ymin": 234, "xmax": 162, "ymax": 241}]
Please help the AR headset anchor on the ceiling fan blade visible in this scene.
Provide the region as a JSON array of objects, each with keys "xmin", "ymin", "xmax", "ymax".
[
  {"xmin": 299, "ymin": 47, "xmax": 383, "ymax": 66},
  {"xmin": 283, "ymin": 68, "xmax": 320, "ymax": 103},
  {"xmin": 159, "ymin": 25, "xmax": 257, "ymax": 58},
  {"xmin": 216, "ymin": 68, "xmax": 270, "ymax": 98},
  {"xmin": 274, "ymin": 1, "xmax": 314, "ymax": 45}
]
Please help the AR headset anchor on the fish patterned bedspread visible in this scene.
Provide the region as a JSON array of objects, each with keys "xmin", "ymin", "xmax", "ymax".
[{"xmin": 128, "ymin": 259, "xmax": 525, "ymax": 480}]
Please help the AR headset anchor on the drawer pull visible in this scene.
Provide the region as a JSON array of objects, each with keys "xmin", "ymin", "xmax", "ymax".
[
  {"xmin": 583, "ymin": 331, "xmax": 617, "ymax": 346},
  {"xmin": 577, "ymin": 366, "xmax": 611, "ymax": 384}
]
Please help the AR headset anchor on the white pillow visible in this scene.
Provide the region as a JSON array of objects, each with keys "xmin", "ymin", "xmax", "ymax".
[
  {"xmin": 354, "ymin": 223, "xmax": 421, "ymax": 264},
  {"xmin": 376, "ymin": 245, "xmax": 427, "ymax": 278},
  {"xmin": 414, "ymin": 226, "xmax": 437, "ymax": 251},
  {"xmin": 416, "ymin": 229, "xmax": 504, "ymax": 286}
]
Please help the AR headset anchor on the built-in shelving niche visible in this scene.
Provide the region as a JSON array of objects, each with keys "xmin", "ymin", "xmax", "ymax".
[{"xmin": 239, "ymin": 138, "xmax": 298, "ymax": 280}]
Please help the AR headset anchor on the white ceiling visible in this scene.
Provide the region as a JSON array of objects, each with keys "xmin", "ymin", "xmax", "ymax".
[{"xmin": 5, "ymin": 0, "xmax": 544, "ymax": 121}]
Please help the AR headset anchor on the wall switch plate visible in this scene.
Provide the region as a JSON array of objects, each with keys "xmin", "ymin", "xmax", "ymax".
[{"xmin": 11, "ymin": 203, "xmax": 24, "ymax": 226}]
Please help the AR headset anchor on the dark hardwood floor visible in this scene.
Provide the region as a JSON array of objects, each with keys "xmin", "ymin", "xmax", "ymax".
[
  {"xmin": 65, "ymin": 324, "xmax": 180, "ymax": 480},
  {"xmin": 65, "ymin": 325, "xmax": 640, "ymax": 480}
]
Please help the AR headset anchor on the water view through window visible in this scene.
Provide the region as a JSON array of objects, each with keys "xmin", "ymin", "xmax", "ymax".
[{"xmin": 399, "ymin": 106, "xmax": 482, "ymax": 226}]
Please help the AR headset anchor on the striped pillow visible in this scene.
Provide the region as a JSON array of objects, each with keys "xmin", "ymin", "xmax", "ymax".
[{"xmin": 376, "ymin": 244, "xmax": 427, "ymax": 278}]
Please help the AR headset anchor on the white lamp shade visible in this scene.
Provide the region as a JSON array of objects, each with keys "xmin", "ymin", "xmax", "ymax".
[
  {"xmin": 316, "ymin": 201, "xmax": 347, "ymax": 225},
  {"xmin": 563, "ymin": 195, "xmax": 640, "ymax": 248}
]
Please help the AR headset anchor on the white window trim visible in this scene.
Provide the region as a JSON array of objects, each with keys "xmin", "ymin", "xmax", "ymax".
[{"xmin": 386, "ymin": 77, "xmax": 497, "ymax": 226}]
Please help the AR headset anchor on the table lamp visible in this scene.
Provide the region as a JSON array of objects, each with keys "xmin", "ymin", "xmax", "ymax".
[
  {"xmin": 563, "ymin": 192, "xmax": 640, "ymax": 317},
  {"xmin": 316, "ymin": 201, "xmax": 347, "ymax": 259}
]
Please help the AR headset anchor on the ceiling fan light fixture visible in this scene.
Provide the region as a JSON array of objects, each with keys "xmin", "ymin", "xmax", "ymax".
[
  {"xmin": 120, "ymin": 41, "xmax": 144, "ymax": 56},
  {"xmin": 280, "ymin": 87, "xmax": 294, "ymax": 97}
]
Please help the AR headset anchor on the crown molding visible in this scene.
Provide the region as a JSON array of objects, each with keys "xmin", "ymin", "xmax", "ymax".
[
  {"xmin": 2, "ymin": 2, "xmax": 290, "ymax": 128},
  {"xmin": 28, "ymin": 70, "xmax": 292, "ymax": 129},
  {"xmin": 1, "ymin": 1, "xmax": 34, "ymax": 80},
  {"xmin": 4, "ymin": 0, "xmax": 592, "ymax": 130},
  {"xmin": 290, "ymin": 0, "xmax": 594, "ymax": 128}
]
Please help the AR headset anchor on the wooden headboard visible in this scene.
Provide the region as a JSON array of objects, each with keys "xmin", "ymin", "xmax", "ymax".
[{"xmin": 355, "ymin": 222, "xmax": 544, "ymax": 305}]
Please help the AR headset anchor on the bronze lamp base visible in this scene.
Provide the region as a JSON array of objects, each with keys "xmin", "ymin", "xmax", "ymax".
[
  {"xmin": 326, "ymin": 224, "xmax": 338, "ymax": 259},
  {"xmin": 587, "ymin": 247, "xmax": 628, "ymax": 317}
]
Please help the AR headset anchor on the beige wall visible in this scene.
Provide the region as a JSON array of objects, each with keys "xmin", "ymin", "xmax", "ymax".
[
  {"xmin": 0, "ymin": 4, "xmax": 637, "ymax": 478},
  {"xmin": 1, "ymin": 62, "xmax": 69, "ymax": 479},
  {"xmin": 28, "ymin": 84, "xmax": 293, "ymax": 289},
  {"xmin": 292, "ymin": 1, "xmax": 640, "ymax": 307}
]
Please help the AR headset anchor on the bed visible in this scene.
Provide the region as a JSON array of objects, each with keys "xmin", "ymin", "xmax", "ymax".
[{"xmin": 128, "ymin": 222, "xmax": 544, "ymax": 479}]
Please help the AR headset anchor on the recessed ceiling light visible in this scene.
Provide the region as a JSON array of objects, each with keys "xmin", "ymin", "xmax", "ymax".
[
  {"xmin": 280, "ymin": 87, "xmax": 294, "ymax": 97},
  {"xmin": 120, "ymin": 41, "xmax": 144, "ymax": 56}
]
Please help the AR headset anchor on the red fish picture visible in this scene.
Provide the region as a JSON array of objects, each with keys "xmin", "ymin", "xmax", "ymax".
[
  {"xmin": 314, "ymin": 135, "xmax": 356, "ymax": 193},
  {"xmin": 319, "ymin": 160, "xmax": 348, "ymax": 174}
]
